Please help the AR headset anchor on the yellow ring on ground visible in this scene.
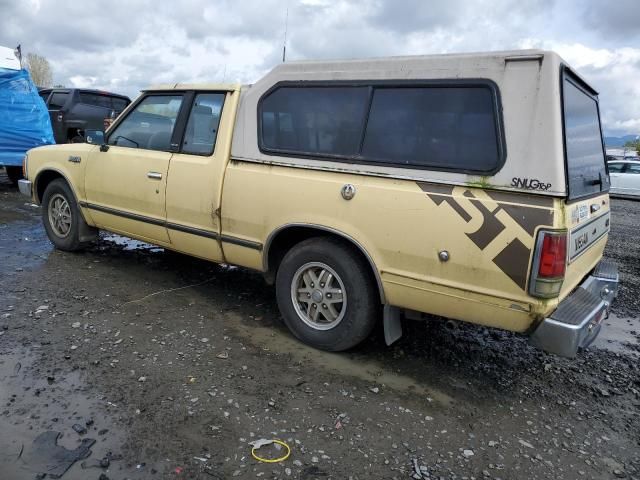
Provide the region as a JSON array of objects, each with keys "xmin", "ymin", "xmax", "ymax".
[{"xmin": 251, "ymin": 439, "xmax": 291, "ymax": 463}]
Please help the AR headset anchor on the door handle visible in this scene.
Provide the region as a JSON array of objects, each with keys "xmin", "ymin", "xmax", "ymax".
[{"xmin": 147, "ymin": 172, "xmax": 162, "ymax": 180}]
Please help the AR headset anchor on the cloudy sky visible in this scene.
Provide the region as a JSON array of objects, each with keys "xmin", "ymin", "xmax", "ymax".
[{"xmin": 1, "ymin": 0, "xmax": 639, "ymax": 136}]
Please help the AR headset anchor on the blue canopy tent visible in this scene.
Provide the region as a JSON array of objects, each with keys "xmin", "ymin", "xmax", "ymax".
[{"xmin": 0, "ymin": 66, "xmax": 55, "ymax": 183}]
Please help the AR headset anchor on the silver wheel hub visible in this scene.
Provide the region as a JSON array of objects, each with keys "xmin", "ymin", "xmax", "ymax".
[
  {"xmin": 291, "ymin": 262, "xmax": 347, "ymax": 331},
  {"xmin": 47, "ymin": 193, "xmax": 72, "ymax": 238}
]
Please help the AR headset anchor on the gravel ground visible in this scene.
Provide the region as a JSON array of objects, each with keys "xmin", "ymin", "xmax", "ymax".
[{"xmin": 0, "ymin": 169, "xmax": 638, "ymax": 480}]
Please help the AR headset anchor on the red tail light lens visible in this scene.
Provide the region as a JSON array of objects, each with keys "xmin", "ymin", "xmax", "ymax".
[
  {"xmin": 529, "ymin": 230, "xmax": 567, "ymax": 298},
  {"xmin": 538, "ymin": 234, "xmax": 567, "ymax": 278}
]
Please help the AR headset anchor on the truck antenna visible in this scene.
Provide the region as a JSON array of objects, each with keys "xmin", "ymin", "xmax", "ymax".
[{"xmin": 282, "ymin": 7, "xmax": 289, "ymax": 62}]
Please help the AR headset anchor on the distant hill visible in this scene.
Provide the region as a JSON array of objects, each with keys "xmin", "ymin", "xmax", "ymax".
[{"xmin": 604, "ymin": 135, "xmax": 639, "ymax": 147}]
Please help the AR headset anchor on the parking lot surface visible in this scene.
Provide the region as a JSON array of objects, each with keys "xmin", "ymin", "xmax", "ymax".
[{"xmin": 1, "ymin": 170, "xmax": 638, "ymax": 479}]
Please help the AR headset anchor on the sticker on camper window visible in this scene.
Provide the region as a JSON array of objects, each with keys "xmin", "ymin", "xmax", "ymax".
[{"xmin": 511, "ymin": 178, "xmax": 552, "ymax": 191}]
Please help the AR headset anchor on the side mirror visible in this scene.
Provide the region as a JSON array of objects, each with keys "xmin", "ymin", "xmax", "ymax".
[{"xmin": 85, "ymin": 129, "xmax": 105, "ymax": 145}]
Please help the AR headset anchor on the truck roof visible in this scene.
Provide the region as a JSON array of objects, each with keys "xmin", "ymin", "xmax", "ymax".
[
  {"xmin": 272, "ymin": 48, "xmax": 550, "ymax": 68},
  {"xmin": 141, "ymin": 50, "xmax": 593, "ymax": 97},
  {"xmin": 256, "ymin": 49, "xmax": 594, "ymax": 94},
  {"xmin": 144, "ymin": 82, "xmax": 241, "ymax": 92},
  {"xmin": 38, "ymin": 87, "xmax": 131, "ymax": 100}
]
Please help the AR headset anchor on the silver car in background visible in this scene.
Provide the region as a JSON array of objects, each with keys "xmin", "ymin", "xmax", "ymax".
[{"xmin": 608, "ymin": 160, "xmax": 640, "ymax": 199}]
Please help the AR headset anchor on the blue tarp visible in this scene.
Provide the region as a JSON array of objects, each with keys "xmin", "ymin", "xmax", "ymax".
[{"xmin": 0, "ymin": 68, "xmax": 54, "ymax": 166}]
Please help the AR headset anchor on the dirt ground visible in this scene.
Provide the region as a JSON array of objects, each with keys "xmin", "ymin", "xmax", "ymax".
[{"xmin": 0, "ymin": 168, "xmax": 638, "ymax": 480}]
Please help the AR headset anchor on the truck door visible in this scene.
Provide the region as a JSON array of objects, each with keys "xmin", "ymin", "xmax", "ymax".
[
  {"xmin": 620, "ymin": 163, "xmax": 640, "ymax": 196},
  {"xmin": 164, "ymin": 91, "xmax": 234, "ymax": 262},
  {"xmin": 46, "ymin": 90, "xmax": 71, "ymax": 143},
  {"xmin": 84, "ymin": 93, "xmax": 186, "ymax": 244}
]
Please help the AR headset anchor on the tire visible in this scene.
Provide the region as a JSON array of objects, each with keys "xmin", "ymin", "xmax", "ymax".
[
  {"xmin": 41, "ymin": 179, "xmax": 84, "ymax": 251},
  {"xmin": 6, "ymin": 166, "xmax": 22, "ymax": 186},
  {"xmin": 275, "ymin": 237, "xmax": 379, "ymax": 351}
]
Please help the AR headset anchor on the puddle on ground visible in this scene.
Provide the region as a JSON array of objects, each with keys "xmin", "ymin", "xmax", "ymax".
[
  {"xmin": 592, "ymin": 313, "xmax": 640, "ymax": 354},
  {"xmin": 102, "ymin": 234, "xmax": 164, "ymax": 253},
  {"xmin": 0, "ymin": 207, "xmax": 26, "ymax": 223},
  {"xmin": 225, "ymin": 312, "xmax": 454, "ymax": 406},
  {"xmin": 0, "ymin": 349, "xmax": 145, "ymax": 479}
]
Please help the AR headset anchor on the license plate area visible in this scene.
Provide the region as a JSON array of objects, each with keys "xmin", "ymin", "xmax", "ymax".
[{"xmin": 569, "ymin": 212, "xmax": 610, "ymax": 262}]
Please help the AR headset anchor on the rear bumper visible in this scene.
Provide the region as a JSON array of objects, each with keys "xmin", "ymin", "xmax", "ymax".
[
  {"xmin": 18, "ymin": 179, "xmax": 32, "ymax": 198},
  {"xmin": 529, "ymin": 260, "xmax": 619, "ymax": 358}
]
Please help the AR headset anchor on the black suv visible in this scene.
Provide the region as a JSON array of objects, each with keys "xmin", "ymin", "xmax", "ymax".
[{"xmin": 38, "ymin": 88, "xmax": 131, "ymax": 143}]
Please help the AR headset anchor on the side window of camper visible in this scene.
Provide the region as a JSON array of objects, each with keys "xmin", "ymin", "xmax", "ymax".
[
  {"xmin": 260, "ymin": 86, "xmax": 369, "ymax": 157},
  {"xmin": 259, "ymin": 83, "xmax": 503, "ymax": 173},
  {"xmin": 362, "ymin": 87, "xmax": 501, "ymax": 172}
]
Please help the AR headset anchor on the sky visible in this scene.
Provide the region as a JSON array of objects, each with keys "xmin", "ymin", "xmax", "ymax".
[{"xmin": 1, "ymin": 0, "xmax": 639, "ymax": 137}]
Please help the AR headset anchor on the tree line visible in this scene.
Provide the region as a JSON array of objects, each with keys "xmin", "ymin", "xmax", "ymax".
[{"xmin": 624, "ymin": 139, "xmax": 640, "ymax": 155}]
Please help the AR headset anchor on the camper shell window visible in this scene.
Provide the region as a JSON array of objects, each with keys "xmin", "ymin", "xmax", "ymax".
[
  {"xmin": 258, "ymin": 80, "xmax": 506, "ymax": 175},
  {"xmin": 562, "ymin": 70, "xmax": 609, "ymax": 200}
]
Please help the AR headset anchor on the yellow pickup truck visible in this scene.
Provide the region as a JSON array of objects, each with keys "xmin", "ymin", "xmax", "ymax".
[{"xmin": 19, "ymin": 50, "xmax": 618, "ymax": 357}]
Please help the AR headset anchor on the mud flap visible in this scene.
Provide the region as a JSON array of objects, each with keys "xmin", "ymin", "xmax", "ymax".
[
  {"xmin": 78, "ymin": 212, "xmax": 98, "ymax": 243},
  {"xmin": 383, "ymin": 305, "xmax": 402, "ymax": 345}
]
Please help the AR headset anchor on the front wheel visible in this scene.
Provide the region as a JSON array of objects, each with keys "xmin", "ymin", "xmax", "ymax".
[
  {"xmin": 42, "ymin": 179, "xmax": 84, "ymax": 251},
  {"xmin": 275, "ymin": 237, "xmax": 379, "ymax": 351}
]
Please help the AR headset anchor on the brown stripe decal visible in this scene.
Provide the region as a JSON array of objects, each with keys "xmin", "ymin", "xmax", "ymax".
[
  {"xmin": 428, "ymin": 194, "xmax": 473, "ymax": 223},
  {"xmin": 499, "ymin": 204, "xmax": 554, "ymax": 236},
  {"xmin": 417, "ymin": 182, "xmax": 556, "ymax": 290},
  {"xmin": 485, "ymin": 190, "xmax": 555, "ymax": 208},
  {"xmin": 417, "ymin": 182, "xmax": 455, "ymax": 195},
  {"xmin": 492, "ymin": 238, "xmax": 530, "ymax": 290},
  {"xmin": 467, "ymin": 199, "xmax": 506, "ymax": 250}
]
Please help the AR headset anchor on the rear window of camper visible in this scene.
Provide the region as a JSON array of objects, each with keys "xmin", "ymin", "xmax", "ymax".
[{"xmin": 562, "ymin": 73, "xmax": 608, "ymax": 200}]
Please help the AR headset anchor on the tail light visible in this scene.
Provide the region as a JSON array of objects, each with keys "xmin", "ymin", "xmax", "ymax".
[
  {"xmin": 529, "ymin": 230, "xmax": 567, "ymax": 298},
  {"xmin": 57, "ymin": 112, "xmax": 63, "ymax": 122}
]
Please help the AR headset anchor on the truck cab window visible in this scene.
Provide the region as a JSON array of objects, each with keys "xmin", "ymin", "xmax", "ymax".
[
  {"xmin": 108, "ymin": 94, "xmax": 183, "ymax": 151},
  {"xmin": 48, "ymin": 92, "xmax": 69, "ymax": 110},
  {"xmin": 181, "ymin": 93, "xmax": 225, "ymax": 155},
  {"xmin": 112, "ymin": 98, "xmax": 129, "ymax": 112}
]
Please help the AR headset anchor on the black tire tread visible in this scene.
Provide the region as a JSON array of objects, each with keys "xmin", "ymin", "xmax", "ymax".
[
  {"xmin": 275, "ymin": 236, "xmax": 379, "ymax": 351},
  {"xmin": 41, "ymin": 179, "xmax": 84, "ymax": 252}
]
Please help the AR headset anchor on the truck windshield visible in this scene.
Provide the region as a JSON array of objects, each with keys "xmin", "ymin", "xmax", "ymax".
[{"xmin": 563, "ymin": 74, "xmax": 609, "ymax": 200}]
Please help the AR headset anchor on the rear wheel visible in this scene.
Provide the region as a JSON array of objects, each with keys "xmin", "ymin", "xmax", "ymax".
[
  {"xmin": 275, "ymin": 237, "xmax": 379, "ymax": 351},
  {"xmin": 5, "ymin": 166, "xmax": 22, "ymax": 186},
  {"xmin": 42, "ymin": 179, "xmax": 83, "ymax": 251}
]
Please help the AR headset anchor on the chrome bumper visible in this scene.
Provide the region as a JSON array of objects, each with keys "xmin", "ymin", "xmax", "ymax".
[
  {"xmin": 18, "ymin": 179, "xmax": 32, "ymax": 198},
  {"xmin": 529, "ymin": 260, "xmax": 619, "ymax": 358}
]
